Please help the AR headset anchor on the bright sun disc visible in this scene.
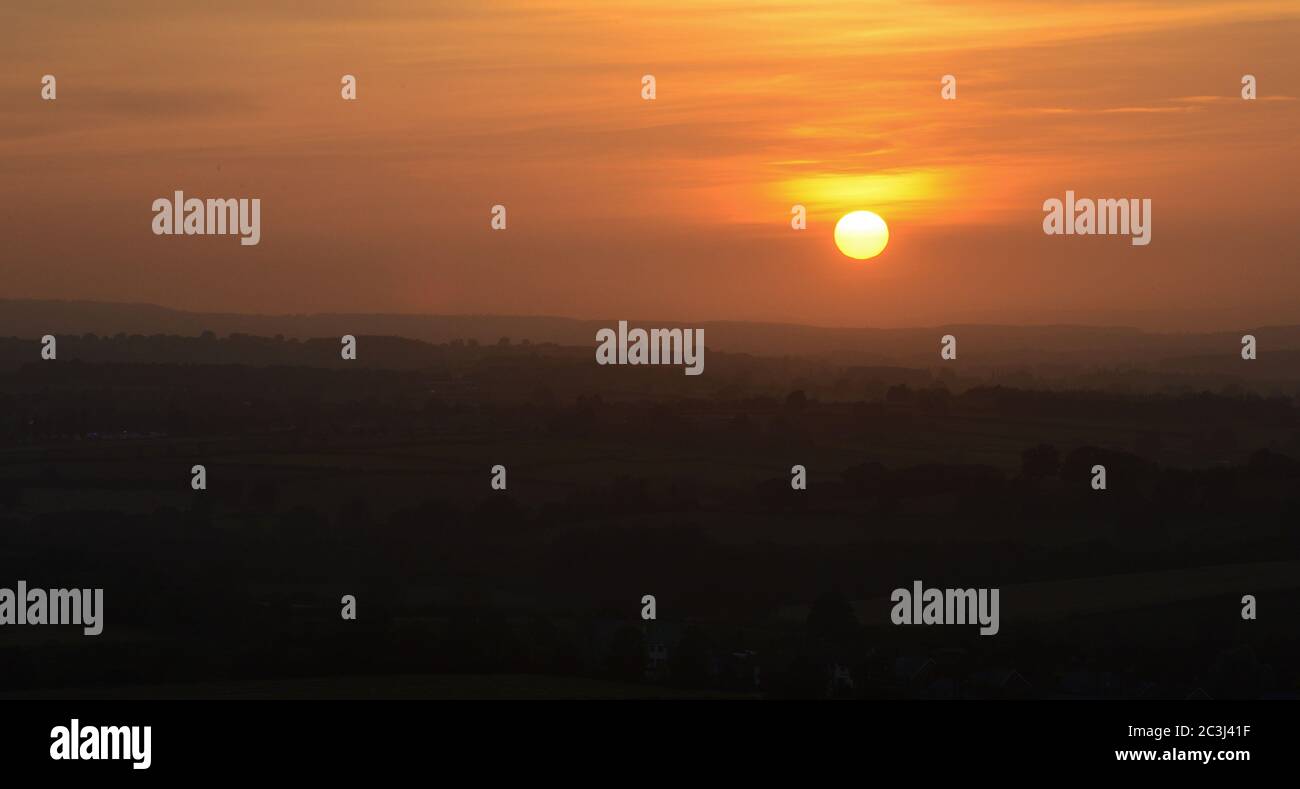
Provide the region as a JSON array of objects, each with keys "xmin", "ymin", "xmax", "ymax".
[{"xmin": 834, "ymin": 210, "xmax": 889, "ymax": 260}]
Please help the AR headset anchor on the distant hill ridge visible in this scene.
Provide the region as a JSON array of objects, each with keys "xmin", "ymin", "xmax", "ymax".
[{"xmin": 5, "ymin": 298, "xmax": 1300, "ymax": 367}]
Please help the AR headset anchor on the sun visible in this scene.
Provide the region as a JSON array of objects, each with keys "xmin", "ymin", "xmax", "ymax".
[{"xmin": 834, "ymin": 210, "xmax": 889, "ymax": 260}]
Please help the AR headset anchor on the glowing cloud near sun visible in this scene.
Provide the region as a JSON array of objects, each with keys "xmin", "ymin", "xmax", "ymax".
[{"xmin": 834, "ymin": 210, "xmax": 889, "ymax": 260}]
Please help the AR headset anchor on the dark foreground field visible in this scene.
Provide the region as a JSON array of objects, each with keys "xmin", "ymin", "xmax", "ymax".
[{"xmin": 1, "ymin": 331, "xmax": 1297, "ymax": 699}]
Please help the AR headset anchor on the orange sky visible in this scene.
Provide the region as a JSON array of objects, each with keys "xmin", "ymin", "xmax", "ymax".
[{"xmin": 2, "ymin": 0, "xmax": 1298, "ymax": 329}]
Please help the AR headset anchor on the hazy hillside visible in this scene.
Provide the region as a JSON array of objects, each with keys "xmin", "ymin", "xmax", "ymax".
[{"xmin": 4, "ymin": 299, "xmax": 1300, "ymax": 376}]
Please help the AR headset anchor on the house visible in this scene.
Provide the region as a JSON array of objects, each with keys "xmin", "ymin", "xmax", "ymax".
[
  {"xmin": 640, "ymin": 620, "xmax": 682, "ymax": 681},
  {"xmin": 827, "ymin": 662, "xmax": 855, "ymax": 697},
  {"xmin": 646, "ymin": 641, "xmax": 670, "ymax": 680},
  {"xmin": 894, "ymin": 655, "xmax": 936, "ymax": 685}
]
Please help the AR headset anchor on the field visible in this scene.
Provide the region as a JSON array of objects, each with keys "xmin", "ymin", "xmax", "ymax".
[{"xmin": 0, "ymin": 674, "xmax": 755, "ymax": 700}]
